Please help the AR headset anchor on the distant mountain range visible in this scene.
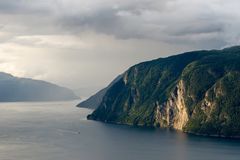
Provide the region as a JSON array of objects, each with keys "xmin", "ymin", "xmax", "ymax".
[
  {"xmin": 0, "ymin": 72, "xmax": 78, "ymax": 102},
  {"xmin": 87, "ymin": 46, "xmax": 240, "ymax": 138},
  {"xmin": 77, "ymin": 75, "xmax": 122, "ymax": 109}
]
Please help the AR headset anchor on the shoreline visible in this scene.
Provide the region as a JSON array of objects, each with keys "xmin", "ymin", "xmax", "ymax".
[{"xmin": 87, "ymin": 117, "xmax": 240, "ymax": 139}]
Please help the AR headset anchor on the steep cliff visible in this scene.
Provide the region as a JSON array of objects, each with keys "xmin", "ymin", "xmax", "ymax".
[{"xmin": 88, "ymin": 46, "xmax": 240, "ymax": 137}]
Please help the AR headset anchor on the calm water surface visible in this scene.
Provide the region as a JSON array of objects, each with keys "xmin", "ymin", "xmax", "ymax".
[{"xmin": 0, "ymin": 101, "xmax": 239, "ymax": 160}]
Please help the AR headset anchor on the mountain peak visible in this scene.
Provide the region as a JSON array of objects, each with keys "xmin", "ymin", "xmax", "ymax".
[
  {"xmin": 0, "ymin": 72, "xmax": 14, "ymax": 80},
  {"xmin": 222, "ymin": 45, "xmax": 240, "ymax": 52},
  {"xmin": 0, "ymin": 71, "xmax": 78, "ymax": 102}
]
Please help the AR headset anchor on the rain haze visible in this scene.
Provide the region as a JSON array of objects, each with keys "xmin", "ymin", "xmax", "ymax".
[{"xmin": 0, "ymin": 0, "xmax": 240, "ymax": 94}]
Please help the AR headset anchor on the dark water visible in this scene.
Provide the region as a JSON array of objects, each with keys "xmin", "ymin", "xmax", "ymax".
[{"xmin": 0, "ymin": 101, "xmax": 239, "ymax": 160}]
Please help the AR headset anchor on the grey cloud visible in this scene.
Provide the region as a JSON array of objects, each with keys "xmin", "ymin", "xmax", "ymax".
[
  {"xmin": 54, "ymin": 0, "xmax": 235, "ymax": 48},
  {"xmin": 0, "ymin": 0, "xmax": 239, "ymax": 48},
  {"xmin": 59, "ymin": 8, "xmax": 119, "ymax": 34},
  {"xmin": 168, "ymin": 23, "xmax": 224, "ymax": 36},
  {"xmin": 0, "ymin": 0, "xmax": 240, "ymax": 90},
  {"xmin": 0, "ymin": 0, "xmax": 52, "ymax": 15}
]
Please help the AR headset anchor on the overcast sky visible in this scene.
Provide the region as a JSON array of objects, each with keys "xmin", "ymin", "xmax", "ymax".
[{"xmin": 0, "ymin": 0, "xmax": 240, "ymax": 92}]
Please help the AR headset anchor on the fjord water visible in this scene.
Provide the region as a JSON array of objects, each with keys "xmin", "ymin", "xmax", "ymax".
[{"xmin": 0, "ymin": 101, "xmax": 239, "ymax": 160}]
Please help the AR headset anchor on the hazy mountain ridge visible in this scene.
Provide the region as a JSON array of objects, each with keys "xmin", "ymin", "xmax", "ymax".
[
  {"xmin": 77, "ymin": 75, "xmax": 122, "ymax": 109},
  {"xmin": 0, "ymin": 72, "xmax": 78, "ymax": 102},
  {"xmin": 88, "ymin": 46, "xmax": 240, "ymax": 138}
]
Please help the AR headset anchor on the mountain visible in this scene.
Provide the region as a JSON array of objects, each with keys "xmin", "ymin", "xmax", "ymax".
[
  {"xmin": 77, "ymin": 75, "xmax": 122, "ymax": 109},
  {"xmin": 74, "ymin": 87, "xmax": 100, "ymax": 98},
  {"xmin": 88, "ymin": 46, "xmax": 240, "ymax": 138},
  {"xmin": 0, "ymin": 72, "xmax": 78, "ymax": 102}
]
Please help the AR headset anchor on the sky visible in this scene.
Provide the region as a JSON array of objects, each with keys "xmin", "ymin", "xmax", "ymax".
[{"xmin": 0, "ymin": 0, "xmax": 240, "ymax": 93}]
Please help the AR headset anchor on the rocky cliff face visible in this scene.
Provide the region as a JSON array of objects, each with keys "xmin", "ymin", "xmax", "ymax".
[
  {"xmin": 161, "ymin": 80, "xmax": 189, "ymax": 130},
  {"xmin": 88, "ymin": 46, "xmax": 240, "ymax": 137},
  {"xmin": 153, "ymin": 80, "xmax": 188, "ymax": 130}
]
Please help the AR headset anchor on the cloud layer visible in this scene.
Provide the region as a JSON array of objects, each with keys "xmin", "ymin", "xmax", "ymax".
[{"xmin": 0, "ymin": 0, "xmax": 240, "ymax": 92}]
